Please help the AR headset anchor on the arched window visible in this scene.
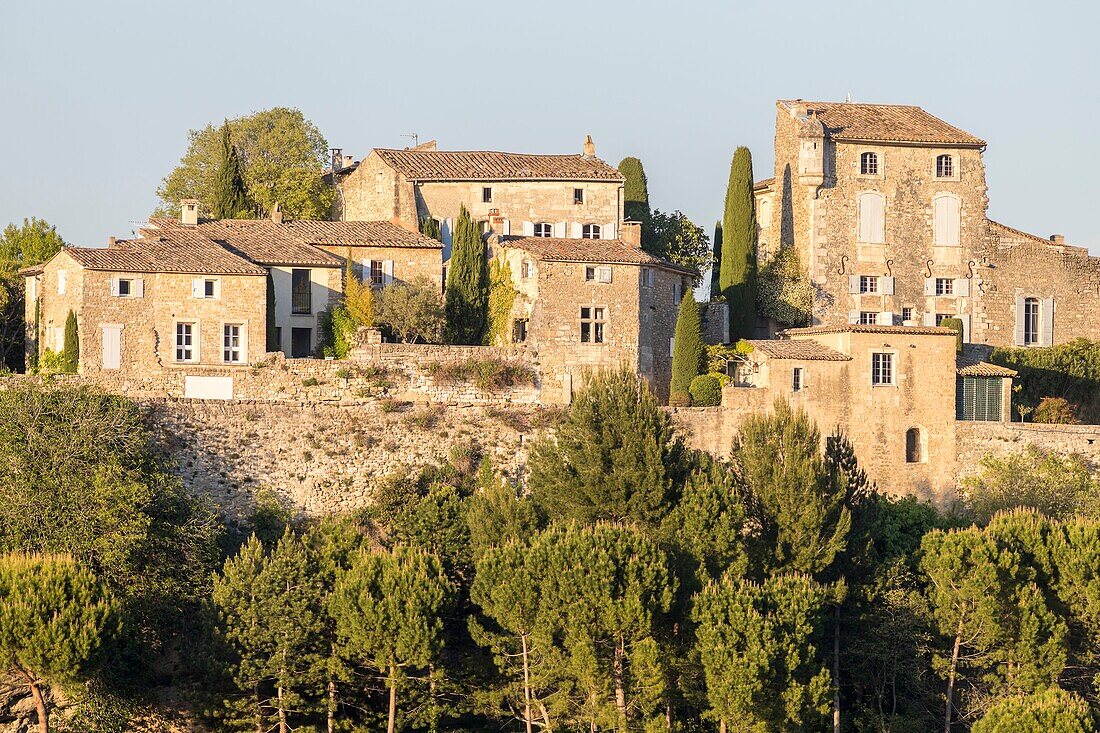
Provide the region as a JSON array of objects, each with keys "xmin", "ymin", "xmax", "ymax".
[
  {"xmin": 858, "ymin": 192, "xmax": 885, "ymax": 243},
  {"xmin": 933, "ymin": 193, "xmax": 961, "ymax": 245},
  {"xmin": 860, "ymin": 152, "xmax": 879, "ymax": 175},
  {"xmin": 582, "ymin": 224, "xmax": 601, "ymax": 239},
  {"xmin": 905, "ymin": 427, "xmax": 925, "ymax": 463},
  {"xmin": 936, "ymin": 154, "xmax": 954, "ymax": 178}
]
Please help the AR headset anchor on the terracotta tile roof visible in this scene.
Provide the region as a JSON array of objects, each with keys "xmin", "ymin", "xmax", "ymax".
[
  {"xmin": 149, "ymin": 218, "xmax": 343, "ymax": 267},
  {"xmin": 754, "ymin": 177, "xmax": 775, "ymax": 191},
  {"xmin": 373, "ymin": 148, "xmax": 624, "ymax": 182},
  {"xmin": 17, "ymin": 263, "xmax": 44, "ymax": 276},
  {"xmin": 957, "ymin": 355, "xmax": 1017, "ymax": 377},
  {"xmin": 61, "ymin": 230, "xmax": 267, "ymax": 276},
  {"xmin": 282, "ymin": 220, "xmax": 442, "ymax": 249},
  {"xmin": 500, "ymin": 237, "xmax": 697, "ymax": 274},
  {"xmin": 746, "ymin": 339, "xmax": 851, "ymax": 361},
  {"xmin": 780, "ymin": 100, "xmax": 986, "ymax": 147},
  {"xmin": 989, "ymin": 220, "xmax": 1057, "ymax": 246},
  {"xmin": 780, "ymin": 324, "xmax": 958, "ymax": 337}
]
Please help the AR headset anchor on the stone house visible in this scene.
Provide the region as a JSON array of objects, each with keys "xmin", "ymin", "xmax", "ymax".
[
  {"xmin": 720, "ymin": 324, "xmax": 1016, "ymax": 502},
  {"xmin": 333, "ymin": 138, "xmax": 625, "ymax": 258},
  {"xmin": 756, "ymin": 99, "xmax": 1100, "ymax": 348},
  {"xmin": 24, "ymin": 227, "xmax": 269, "ymax": 381},
  {"xmin": 492, "ymin": 222, "xmax": 696, "ymax": 402}
]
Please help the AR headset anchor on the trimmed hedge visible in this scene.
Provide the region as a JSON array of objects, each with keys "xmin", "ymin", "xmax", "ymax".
[{"xmin": 689, "ymin": 375, "xmax": 722, "ymax": 406}]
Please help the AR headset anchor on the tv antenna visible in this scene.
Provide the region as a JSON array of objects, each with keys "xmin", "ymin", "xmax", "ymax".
[{"xmin": 401, "ymin": 133, "xmax": 419, "ymax": 148}]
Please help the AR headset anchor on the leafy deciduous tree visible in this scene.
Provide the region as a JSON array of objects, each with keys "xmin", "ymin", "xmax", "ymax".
[{"xmin": 375, "ymin": 276, "xmax": 445, "ymax": 344}]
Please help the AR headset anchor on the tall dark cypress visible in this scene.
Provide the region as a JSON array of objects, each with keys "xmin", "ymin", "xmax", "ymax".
[
  {"xmin": 212, "ymin": 121, "xmax": 251, "ymax": 219},
  {"xmin": 720, "ymin": 147, "xmax": 758, "ymax": 339},
  {"xmin": 710, "ymin": 221, "xmax": 723, "ymax": 301},
  {"xmin": 619, "ymin": 156, "xmax": 651, "ymax": 227},
  {"xmin": 444, "ymin": 205, "xmax": 488, "ymax": 344}
]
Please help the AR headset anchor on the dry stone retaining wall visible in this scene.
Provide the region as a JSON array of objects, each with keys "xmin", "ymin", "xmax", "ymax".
[{"xmin": 955, "ymin": 421, "xmax": 1100, "ymax": 480}]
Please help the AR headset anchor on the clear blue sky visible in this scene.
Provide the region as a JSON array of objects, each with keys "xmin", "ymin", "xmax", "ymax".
[{"xmin": 2, "ymin": 0, "xmax": 1097, "ymax": 254}]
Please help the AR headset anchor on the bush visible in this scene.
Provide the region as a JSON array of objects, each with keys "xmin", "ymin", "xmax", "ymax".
[
  {"xmin": 940, "ymin": 317, "xmax": 964, "ymax": 352},
  {"xmin": 317, "ymin": 303, "xmax": 356, "ymax": 358},
  {"xmin": 1033, "ymin": 396, "xmax": 1080, "ymax": 424},
  {"xmin": 669, "ymin": 391, "xmax": 692, "ymax": 407},
  {"xmin": 375, "ymin": 276, "xmax": 446, "ymax": 344},
  {"xmin": 424, "ymin": 358, "xmax": 536, "ymax": 392},
  {"xmin": 689, "ymin": 374, "xmax": 723, "ymax": 406},
  {"xmin": 991, "ymin": 338, "xmax": 1100, "ymax": 423}
]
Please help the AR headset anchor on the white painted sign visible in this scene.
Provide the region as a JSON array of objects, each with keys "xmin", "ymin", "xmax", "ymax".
[{"xmin": 184, "ymin": 375, "xmax": 234, "ymax": 400}]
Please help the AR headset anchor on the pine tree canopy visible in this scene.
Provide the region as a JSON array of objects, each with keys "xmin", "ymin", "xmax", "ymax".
[{"xmin": 721, "ymin": 146, "xmax": 758, "ymax": 339}]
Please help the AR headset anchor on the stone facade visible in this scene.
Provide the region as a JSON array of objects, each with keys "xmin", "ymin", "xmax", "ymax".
[
  {"xmin": 955, "ymin": 421, "xmax": 1100, "ymax": 480},
  {"xmin": 314, "ymin": 243, "xmax": 443, "ymax": 291},
  {"xmin": 758, "ymin": 99, "xmax": 1100, "ymax": 349}
]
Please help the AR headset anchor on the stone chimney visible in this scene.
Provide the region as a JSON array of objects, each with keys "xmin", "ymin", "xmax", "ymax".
[
  {"xmin": 621, "ymin": 220, "xmax": 642, "ymax": 248},
  {"xmin": 107, "ymin": 236, "xmax": 117, "ymax": 247},
  {"xmin": 583, "ymin": 134, "xmax": 596, "ymax": 158},
  {"xmin": 270, "ymin": 202, "xmax": 283, "ymax": 224},
  {"xmin": 180, "ymin": 199, "xmax": 199, "ymax": 226},
  {"xmin": 1050, "ymin": 234, "xmax": 1065, "ymax": 245}
]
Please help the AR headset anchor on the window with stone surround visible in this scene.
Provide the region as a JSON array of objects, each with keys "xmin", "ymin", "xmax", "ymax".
[
  {"xmin": 859, "ymin": 311, "xmax": 878, "ymax": 325},
  {"xmin": 582, "ymin": 224, "xmax": 601, "ymax": 240},
  {"xmin": 585, "ymin": 265, "xmax": 612, "ymax": 283},
  {"xmin": 792, "ymin": 367, "xmax": 804, "ymax": 392},
  {"xmin": 902, "ymin": 307, "xmax": 914, "ymax": 322},
  {"xmin": 641, "ymin": 268, "xmax": 654, "ymax": 288},
  {"xmin": 223, "ymin": 323, "xmax": 243, "ymax": 363},
  {"xmin": 573, "ymin": 188, "xmax": 585, "ymax": 205},
  {"xmin": 860, "ymin": 152, "xmax": 879, "ymax": 176},
  {"xmin": 292, "ymin": 269, "xmax": 312, "ymax": 314},
  {"xmin": 859, "ymin": 275, "xmax": 879, "ymax": 294},
  {"xmin": 533, "ymin": 223, "xmax": 552, "ymax": 238},
  {"xmin": 175, "ymin": 322, "xmax": 197, "ymax": 362},
  {"xmin": 1023, "ymin": 297, "xmax": 1040, "ymax": 345},
  {"xmin": 482, "ymin": 187, "xmax": 492, "ymax": 203},
  {"xmin": 905, "ymin": 427, "xmax": 926, "ymax": 462},
  {"xmin": 521, "ymin": 260, "xmax": 533, "ymax": 279},
  {"xmin": 871, "ymin": 352, "xmax": 894, "ymax": 386},
  {"xmin": 935, "ymin": 278, "xmax": 954, "ymax": 296},
  {"xmin": 936, "ymin": 154, "xmax": 954, "ymax": 178},
  {"xmin": 580, "ymin": 306, "xmax": 606, "ymax": 344}
]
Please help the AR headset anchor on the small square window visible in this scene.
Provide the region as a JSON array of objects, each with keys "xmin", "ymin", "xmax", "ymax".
[
  {"xmin": 204, "ymin": 279, "xmax": 216, "ymax": 298},
  {"xmin": 860, "ymin": 152, "xmax": 879, "ymax": 176},
  {"xmin": 641, "ymin": 268, "xmax": 654, "ymax": 288},
  {"xmin": 585, "ymin": 266, "xmax": 596, "ymax": 281},
  {"xmin": 792, "ymin": 367, "xmax": 804, "ymax": 392},
  {"xmin": 936, "ymin": 154, "xmax": 954, "ymax": 178},
  {"xmin": 513, "ymin": 319, "xmax": 528, "ymax": 343},
  {"xmin": 521, "ymin": 261, "xmax": 533, "ymax": 279},
  {"xmin": 573, "ymin": 188, "xmax": 584, "ymax": 205},
  {"xmin": 902, "ymin": 307, "xmax": 914, "ymax": 323},
  {"xmin": 580, "ymin": 306, "xmax": 605, "ymax": 343},
  {"xmin": 117, "ymin": 279, "xmax": 132, "ymax": 296},
  {"xmin": 935, "ymin": 278, "xmax": 954, "ymax": 296},
  {"xmin": 872, "ymin": 352, "xmax": 894, "ymax": 386},
  {"xmin": 859, "ymin": 275, "xmax": 879, "ymax": 294},
  {"xmin": 482, "ymin": 187, "xmax": 492, "ymax": 203},
  {"xmin": 859, "ymin": 311, "xmax": 878, "ymax": 325}
]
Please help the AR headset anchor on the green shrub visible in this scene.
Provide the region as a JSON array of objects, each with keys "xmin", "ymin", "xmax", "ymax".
[
  {"xmin": 301, "ymin": 377, "xmax": 321, "ymax": 387},
  {"xmin": 669, "ymin": 391, "xmax": 692, "ymax": 407},
  {"xmin": 317, "ymin": 303, "xmax": 356, "ymax": 359},
  {"xmin": 992, "ymin": 338, "xmax": 1100, "ymax": 423},
  {"xmin": 1033, "ymin": 396, "xmax": 1080, "ymax": 424},
  {"xmin": 940, "ymin": 317, "xmax": 964, "ymax": 352},
  {"xmin": 424, "ymin": 357, "xmax": 536, "ymax": 392},
  {"xmin": 689, "ymin": 374, "xmax": 723, "ymax": 406}
]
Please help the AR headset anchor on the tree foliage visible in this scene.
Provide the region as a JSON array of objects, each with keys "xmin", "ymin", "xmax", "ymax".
[
  {"xmin": 973, "ymin": 687, "xmax": 1095, "ymax": 733},
  {"xmin": 375, "ymin": 276, "xmax": 445, "ymax": 344},
  {"xmin": 211, "ymin": 121, "xmax": 252, "ymax": 219},
  {"xmin": 720, "ymin": 146, "xmax": 758, "ymax": 339},
  {"xmin": 619, "ymin": 156, "xmax": 651, "ymax": 230},
  {"xmin": 670, "ymin": 295, "xmax": 705, "ymax": 404},
  {"xmin": 960, "ymin": 444, "xmax": 1100, "ymax": 522},
  {"xmin": 991, "ymin": 338, "xmax": 1100, "ymax": 423},
  {"xmin": 484, "ymin": 257, "xmax": 518, "ymax": 346},
  {"xmin": 710, "ymin": 221, "xmax": 723, "ymax": 301},
  {"xmin": 649, "ymin": 209, "xmax": 711, "ymax": 275},
  {"xmin": 757, "ymin": 245, "xmax": 813, "ymax": 327},
  {"xmin": 60, "ymin": 309, "xmax": 78, "ymax": 373},
  {"xmin": 444, "ymin": 205, "xmax": 488, "ymax": 345}
]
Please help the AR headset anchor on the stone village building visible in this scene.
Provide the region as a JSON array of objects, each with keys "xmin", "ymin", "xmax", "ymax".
[{"xmin": 754, "ymin": 99, "xmax": 1100, "ymax": 348}]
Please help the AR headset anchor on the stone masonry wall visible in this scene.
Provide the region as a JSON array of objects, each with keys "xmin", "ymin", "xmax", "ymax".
[{"xmin": 955, "ymin": 421, "xmax": 1100, "ymax": 481}]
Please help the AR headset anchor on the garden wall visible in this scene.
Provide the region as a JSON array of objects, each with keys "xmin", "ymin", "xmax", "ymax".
[{"xmin": 955, "ymin": 421, "xmax": 1100, "ymax": 480}]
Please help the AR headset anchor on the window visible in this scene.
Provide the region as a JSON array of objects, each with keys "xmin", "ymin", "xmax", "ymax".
[
  {"xmin": 521, "ymin": 261, "xmax": 533, "ymax": 279},
  {"xmin": 117, "ymin": 279, "xmax": 132, "ymax": 296},
  {"xmin": 933, "ymin": 194, "xmax": 961, "ymax": 245},
  {"xmin": 935, "ymin": 278, "xmax": 954, "ymax": 296},
  {"xmin": 573, "ymin": 188, "xmax": 585, "ymax": 205},
  {"xmin": 370, "ymin": 260, "xmax": 384, "ymax": 287},
  {"xmin": 582, "ymin": 224, "xmax": 601, "ymax": 239},
  {"xmin": 902, "ymin": 307, "xmax": 914, "ymax": 323},
  {"xmin": 858, "ymin": 192, "xmax": 885, "ymax": 243},
  {"xmin": 580, "ymin": 307, "xmax": 605, "ymax": 343},
  {"xmin": 482, "ymin": 187, "xmax": 493, "ymax": 203},
  {"xmin": 673, "ymin": 282, "xmax": 682, "ymax": 304},
  {"xmin": 375, "ymin": 172, "xmax": 384, "ymax": 194},
  {"xmin": 641, "ymin": 268, "xmax": 654, "ymax": 288},
  {"xmin": 223, "ymin": 324, "xmax": 243, "ymax": 363},
  {"xmin": 792, "ymin": 368, "xmax": 804, "ymax": 392},
  {"xmin": 585, "ymin": 265, "xmax": 611, "ymax": 283},
  {"xmin": 202, "ymin": 279, "xmax": 215, "ymax": 298},
  {"xmin": 936, "ymin": 154, "xmax": 954, "ymax": 178},
  {"xmin": 57, "ymin": 270, "xmax": 66, "ymax": 294},
  {"xmin": 957, "ymin": 376, "xmax": 1003, "ymax": 421},
  {"xmin": 513, "ymin": 319, "xmax": 528, "ymax": 343},
  {"xmin": 533, "ymin": 222, "xmax": 552, "ymax": 238},
  {"xmin": 905, "ymin": 427, "xmax": 925, "ymax": 463},
  {"xmin": 291, "ymin": 269, "xmax": 312, "ymax": 314},
  {"xmin": 871, "ymin": 352, "xmax": 894, "ymax": 386},
  {"xmin": 859, "ymin": 275, "xmax": 879, "ymax": 294},
  {"xmin": 859, "ymin": 311, "xmax": 878, "ymax": 325},
  {"xmin": 1023, "ymin": 297, "xmax": 1040, "ymax": 345},
  {"xmin": 860, "ymin": 152, "xmax": 879, "ymax": 175},
  {"xmin": 175, "ymin": 322, "xmax": 196, "ymax": 362},
  {"xmin": 290, "ymin": 328, "xmax": 312, "ymax": 358}
]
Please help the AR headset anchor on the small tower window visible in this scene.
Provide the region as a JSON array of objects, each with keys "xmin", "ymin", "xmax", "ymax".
[
  {"xmin": 860, "ymin": 152, "xmax": 879, "ymax": 175},
  {"xmin": 936, "ymin": 154, "xmax": 954, "ymax": 178},
  {"xmin": 905, "ymin": 427, "xmax": 925, "ymax": 463}
]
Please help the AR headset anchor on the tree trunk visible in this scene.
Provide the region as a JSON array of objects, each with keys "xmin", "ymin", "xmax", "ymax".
[
  {"xmin": 719, "ymin": 721, "xmax": 727, "ymax": 733},
  {"xmin": 388, "ymin": 663, "xmax": 398, "ymax": 733},
  {"xmin": 521, "ymin": 633, "xmax": 534, "ymax": 733},
  {"xmin": 16, "ymin": 667, "xmax": 47, "ymax": 733},
  {"xmin": 833, "ymin": 605, "xmax": 841, "ymax": 733},
  {"xmin": 278, "ymin": 647, "xmax": 288, "ymax": 733},
  {"xmin": 327, "ymin": 674, "xmax": 336, "ymax": 733},
  {"xmin": 944, "ymin": 614, "xmax": 965, "ymax": 733},
  {"xmin": 536, "ymin": 699, "xmax": 553, "ymax": 732},
  {"xmin": 613, "ymin": 633, "xmax": 628, "ymax": 732},
  {"xmin": 254, "ymin": 682, "xmax": 263, "ymax": 733}
]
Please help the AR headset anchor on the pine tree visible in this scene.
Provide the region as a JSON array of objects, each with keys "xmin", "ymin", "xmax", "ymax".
[
  {"xmin": 710, "ymin": 221, "xmax": 723, "ymax": 300},
  {"xmin": 0, "ymin": 554, "xmax": 118, "ymax": 733},
  {"xmin": 329, "ymin": 545, "xmax": 450, "ymax": 733},
  {"xmin": 60, "ymin": 309, "xmax": 78, "ymax": 373},
  {"xmin": 972, "ymin": 688, "xmax": 1095, "ymax": 733},
  {"xmin": 444, "ymin": 205, "xmax": 488, "ymax": 344},
  {"xmin": 693, "ymin": 573, "xmax": 832, "ymax": 733},
  {"xmin": 720, "ymin": 147, "xmax": 758, "ymax": 339},
  {"xmin": 528, "ymin": 367, "xmax": 688, "ymax": 527},
  {"xmin": 670, "ymin": 295, "xmax": 706, "ymax": 405},
  {"xmin": 212, "ymin": 121, "xmax": 252, "ymax": 219},
  {"xmin": 466, "ymin": 468, "xmax": 541, "ymax": 560}
]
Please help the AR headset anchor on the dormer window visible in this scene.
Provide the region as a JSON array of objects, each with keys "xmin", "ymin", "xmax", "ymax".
[
  {"xmin": 936, "ymin": 154, "xmax": 954, "ymax": 178},
  {"xmin": 860, "ymin": 152, "xmax": 879, "ymax": 176}
]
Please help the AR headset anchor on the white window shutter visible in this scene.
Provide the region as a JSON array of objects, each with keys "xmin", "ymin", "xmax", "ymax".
[
  {"xmin": 522, "ymin": 221, "xmax": 534, "ymax": 237},
  {"xmin": 570, "ymin": 222, "xmax": 583, "ymax": 239},
  {"xmin": 604, "ymin": 222, "xmax": 616, "ymax": 240},
  {"xmin": 598, "ymin": 266, "xmax": 612, "ymax": 283},
  {"xmin": 871, "ymin": 195, "xmax": 884, "ymax": 243},
  {"xmin": 364, "ymin": 259, "xmax": 374, "ymax": 284},
  {"xmin": 924, "ymin": 278, "xmax": 935, "ymax": 296},
  {"xmin": 933, "ymin": 197, "xmax": 947, "ymax": 245},
  {"xmin": 960, "ymin": 314, "xmax": 971, "ymax": 344},
  {"xmin": 213, "ymin": 279, "xmax": 222, "ymax": 299},
  {"xmin": 1041, "ymin": 297, "xmax": 1055, "ymax": 346},
  {"xmin": 109, "ymin": 278, "xmax": 119, "ymax": 297},
  {"xmin": 877, "ymin": 311, "xmax": 893, "ymax": 326},
  {"xmin": 954, "ymin": 278, "xmax": 970, "ymax": 297},
  {"xmin": 192, "ymin": 278, "xmax": 203, "ymax": 298},
  {"xmin": 554, "ymin": 222, "xmax": 567, "ymax": 238},
  {"xmin": 57, "ymin": 270, "xmax": 66, "ymax": 294},
  {"xmin": 923, "ymin": 312, "xmax": 936, "ymax": 327},
  {"xmin": 502, "ymin": 219, "xmax": 510, "ymax": 236},
  {"xmin": 134, "ymin": 278, "xmax": 144, "ymax": 297},
  {"xmin": 882, "ymin": 276, "xmax": 895, "ymax": 295},
  {"xmin": 946, "ymin": 197, "xmax": 960, "ymax": 245},
  {"xmin": 382, "ymin": 260, "xmax": 394, "ymax": 285},
  {"xmin": 848, "ymin": 310, "xmax": 860, "ymax": 324},
  {"xmin": 848, "ymin": 275, "xmax": 861, "ymax": 294},
  {"xmin": 1014, "ymin": 295, "xmax": 1026, "ymax": 345}
]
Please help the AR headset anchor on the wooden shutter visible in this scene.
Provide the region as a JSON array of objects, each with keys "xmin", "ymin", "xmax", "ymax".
[
  {"xmin": 522, "ymin": 221, "xmax": 534, "ymax": 237},
  {"xmin": 934, "ymin": 195, "xmax": 961, "ymax": 246},
  {"xmin": 960, "ymin": 314, "xmax": 971, "ymax": 344},
  {"xmin": 382, "ymin": 260, "xmax": 394, "ymax": 285},
  {"xmin": 134, "ymin": 279, "xmax": 144, "ymax": 297},
  {"xmin": 923, "ymin": 312, "xmax": 936, "ymax": 327},
  {"xmin": 604, "ymin": 222, "xmax": 616, "ymax": 240},
  {"xmin": 192, "ymin": 278, "xmax": 204, "ymax": 298},
  {"xmin": 1014, "ymin": 295, "xmax": 1026, "ymax": 345},
  {"xmin": 554, "ymin": 222, "xmax": 567, "ymax": 237},
  {"xmin": 859, "ymin": 192, "xmax": 884, "ymax": 243},
  {"xmin": 1041, "ymin": 297, "xmax": 1055, "ymax": 346},
  {"xmin": 924, "ymin": 278, "xmax": 935, "ymax": 296},
  {"xmin": 954, "ymin": 278, "xmax": 970, "ymax": 297},
  {"xmin": 109, "ymin": 277, "xmax": 119, "ymax": 296},
  {"xmin": 848, "ymin": 275, "xmax": 861, "ymax": 294},
  {"xmin": 877, "ymin": 311, "xmax": 893, "ymax": 325},
  {"xmin": 501, "ymin": 219, "xmax": 510, "ymax": 236},
  {"xmin": 570, "ymin": 222, "xmax": 583, "ymax": 239},
  {"xmin": 882, "ymin": 276, "xmax": 895, "ymax": 295},
  {"xmin": 101, "ymin": 325, "xmax": 121, "ymax": 370},
  {"xmin": 848, "ymin": 310, "xmax": 860, "ymax": 324}
]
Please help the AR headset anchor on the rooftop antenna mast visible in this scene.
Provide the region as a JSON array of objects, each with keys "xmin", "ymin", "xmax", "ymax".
[{"xmin": 401, "ymin": 133, "xmax": 419, "ymax": 148}]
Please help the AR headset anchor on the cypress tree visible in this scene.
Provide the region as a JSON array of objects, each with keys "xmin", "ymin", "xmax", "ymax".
[
  {"xmin": 710, "ymin": 221, "xmax": 723, "ymax": 300},
  {"xmin": 444, "ymin": 205, "xmax": 488, "ymax": 344},
  {"xmin": 619, "ymin": 156, "xmax": 651, "ymax": 228},
  {"xmin": 670, "ymin": 296, "xmax": 705, "ymax": 405},
  {"xmin": 941, "ymin": 317, "xmax": 964, "ymax": 352},
  {"xmin": 720, "ymin": 147, "xmax": 758, "ymax": 339},
  {"xmin": 212, "ymin": 121, "xmax": 252, "ymax": 219},
  {"xmin": 61, "ymin": 309, "xmax": 78, "ymax": 373}
]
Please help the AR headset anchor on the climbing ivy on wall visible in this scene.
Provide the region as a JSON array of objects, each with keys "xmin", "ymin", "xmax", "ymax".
[{"xmin": 484, "ymin": 257, "xmax": 518, "ymax": 346}]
